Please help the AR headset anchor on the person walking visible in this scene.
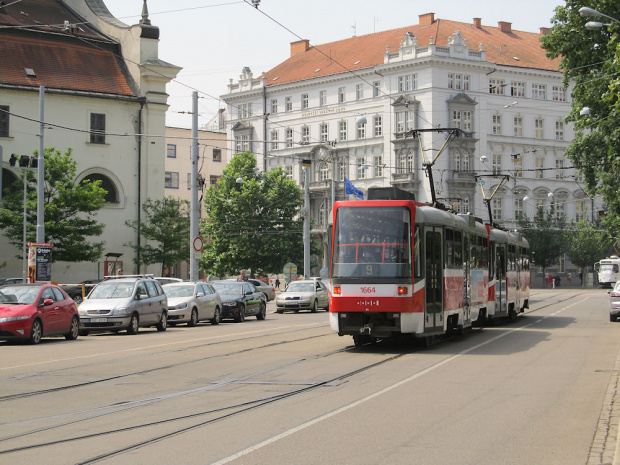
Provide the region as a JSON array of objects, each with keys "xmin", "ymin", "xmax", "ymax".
[
  {"xmin": 275, "ymin": 278, "xmax": 280, "ymax": 289},
  {"xmin": 237, "ymin": 269, "xmax": 248, "ymax": 282}
]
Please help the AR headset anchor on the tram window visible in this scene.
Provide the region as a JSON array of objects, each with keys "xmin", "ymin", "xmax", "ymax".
[
  {"xmin": 446, "ymin": 240, "xmax": 454, "ymax": 267},
  {"xmin": 454, "ymin": 231, "xmax": 463, "ymax": 265},
  {"xmin": 414, "ymin": 226, "xmax": 421, "ymax": 279}
]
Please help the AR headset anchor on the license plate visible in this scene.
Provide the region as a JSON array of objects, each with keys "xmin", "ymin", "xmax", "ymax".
[{"xmin": 90, "ymin": 318, "xmax": 107, "ymax": 323}]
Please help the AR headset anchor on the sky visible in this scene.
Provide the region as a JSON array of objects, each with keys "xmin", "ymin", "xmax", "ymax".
[{"xmin": 101, "ymin": 0, "xmax": 565, "ymax": 129}]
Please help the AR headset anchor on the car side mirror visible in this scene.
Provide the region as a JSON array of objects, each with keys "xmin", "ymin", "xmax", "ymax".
[
  {"xmin": 608, "ymin": 290, "xmax": 612, "ymax": 295},
  {"xmin": 196, "ymin": 292, "xmax": 205, "ymax": 297},
  {"xmin": 40, "ymin": 298, "xmax": 54, "ymax": 306}
]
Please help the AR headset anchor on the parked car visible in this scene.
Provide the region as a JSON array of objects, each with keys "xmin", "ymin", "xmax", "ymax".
[
  {"xmin": 78, "ymin": 275, "xmax": 168, "ymax": 335},
  {"xmin": 609, "ymin": 281, "xmax": 620, "ymax": 322},
  {"xmin": 211, "ymin": 281, "xmax": 266, "ymax": 322},
  {"xmin": 0, "ymin": 278, "xmax": 24, "ymax": 287},
  {"xmin": 61, "ymin": 280, "xmax": 100, "ymax": 304},
  {"xmin": 247, "ymin": 278, "xmax": 276, "ymax": 301},
  {"xmin": 276, "ymin": 279, "xmax": 329, "ymax": 313},
  {"xmin": 163, "ymin": 281, "xmax": 222, "ymax": 326},
  {"xmin": 0, "ymin": 283, "xmax": 80, "ymax": 344},
  {"xmin": 154, "ymin": 277, "xmax": 183, "ymax": 286}
]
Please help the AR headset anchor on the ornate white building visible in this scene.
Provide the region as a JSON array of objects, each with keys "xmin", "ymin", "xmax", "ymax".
[{"xmin": 222, "ymin": 13, "xmax": 603, "ymax": 275}]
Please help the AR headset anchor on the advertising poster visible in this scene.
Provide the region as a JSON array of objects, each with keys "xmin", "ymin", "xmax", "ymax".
[{"xmin": 27, "ymin": 243, "xmax": 53, "ymax": 283}]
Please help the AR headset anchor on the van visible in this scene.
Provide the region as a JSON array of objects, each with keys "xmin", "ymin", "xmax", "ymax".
[{"xmin": 78, "ymin": 275, "xmax": 168, "ymax": 335}]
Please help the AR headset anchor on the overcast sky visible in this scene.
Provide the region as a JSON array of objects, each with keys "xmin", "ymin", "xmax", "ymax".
[{"xmin": 102, "ymin": 0, "xmax": 564, "ymax": 129}]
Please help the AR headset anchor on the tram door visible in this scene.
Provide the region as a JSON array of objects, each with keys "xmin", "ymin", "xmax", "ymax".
[
  {"xmin": 425, "ymin": 227, "xmax": 443, "ymax": 331},
  {"xmin": 495, "ymin": 244, "xmax": 507, "ymax": 315}
]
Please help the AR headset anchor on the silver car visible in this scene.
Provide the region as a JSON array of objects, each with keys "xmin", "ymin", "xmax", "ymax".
[
  {"xmin": 164, "ymin": 282, "xmax": 222, "ymax": 326},
  {"xmin": 276, "ymin": 279, "xmax": 329, "ymax": 313},
  {"xmin": 247, "ymin": 278, "xmax": 276, "ymax": 301},
  {"xmin": 609, "ymin": 281, "xmax": 620, "ymax": 322},
  {"xmin": 78, "ymin": 276, "xmax": 168, "ymax": 335}
]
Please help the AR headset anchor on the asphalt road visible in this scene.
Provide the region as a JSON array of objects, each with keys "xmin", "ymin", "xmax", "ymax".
[{"xmin": 0, "ymin": 289, "xmax": 618, "ymax": 465}]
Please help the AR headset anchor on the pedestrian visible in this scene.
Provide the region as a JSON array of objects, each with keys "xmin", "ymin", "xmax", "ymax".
[
  {"xmin": 117, "ymin": 268, "xmax": 123, "ymax": 276},
  {"xmin": 275, "ymin": 278, "xmax": 280, "ymax": 289},
  {"xmin": 579, "ymin": 271, "xmax": 583, "ymax": 284},
  {"xmin": 237, "ymin": 269, "xmax": 248, "ymax": 282}
]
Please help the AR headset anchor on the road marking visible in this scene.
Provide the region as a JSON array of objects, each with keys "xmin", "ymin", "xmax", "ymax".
[{"xmin": 210, "ymin": 298, "xmax": 588, "ymax": 465}]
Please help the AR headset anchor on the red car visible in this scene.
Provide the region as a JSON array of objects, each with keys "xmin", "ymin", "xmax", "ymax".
[{"xmin": 0, "ymin": 283, "xmax": 80, "ymax": 344}]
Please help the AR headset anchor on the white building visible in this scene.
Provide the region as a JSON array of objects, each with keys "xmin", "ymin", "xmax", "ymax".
[
  {"xmin": 221, "ymin": 13, "xmax": 603, "ymax": 276},
  {"xmin": 0, "ymin": 0, "xmax": 179, "ymax": 281}
]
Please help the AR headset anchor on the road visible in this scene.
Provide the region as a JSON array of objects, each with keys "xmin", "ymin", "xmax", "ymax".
[{"xmin": 0, "ymin": 289, "xmax": 618, "ymax": 465}]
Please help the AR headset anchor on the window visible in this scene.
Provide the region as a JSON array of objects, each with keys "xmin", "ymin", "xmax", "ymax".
[
  {"xmin": 286, "ymin": 128, "xmax": 293, "ymax": 148},
  {"xmin": 492, "ymin": 154, "xmax": 502, "ymax": 175},
  {"xmin": 356, "ymin": 122, "xmax": 365, "ymax": 139},
  {"xmin": 357, "ymin": 157, "xmax": 366, "ymax": 179},
  {"xmin": 460, "ymin": 195, "xmax": 470, "ymax": 214},
  {"xmin": 166, "ymin": 144, "xmax": 176, "ymax": 158},
  {"xmin": 338, "ymin": 158, "xmax": 347, "ymax": 181},
  {"xmin": 454, "ymin": 151, "xmax": 470, "ymax": 172},
  {"xmin": 374, "ymin": 156, "xmax": 383, "ymax": 177},
  {"xmin": 301, "ymin": 126, "xmax": 310, "ymax": 144},
  {"xmin": 373, "ymin": 115, "xmax": 382, "ymax": 137},
  {"xmin": 90, "ymin": 113, "xmax": 106, "ymax": 144},
  {"xmin": 301, "ymin": 94, "xmax": 309, "ymax": 109},
  {"xmin": 489, "ymin": 78, "xmax": 505, "ymax": 95},
  {"xmin": 271, "ymin": 99, "xmax": 278, "ymax": 114},
  {"xmin": 373, "ymin": 81, "xmax": 381, "ymax": 97},
  {"xmin": 513, "ymin": 116, "xmax": 523, "ymax": 136},
  {"xmin": 515, "ymin": 197, "xmax": 524, "ymax": 218},
  {"xmin": 395, "ymin": 110, "xmax": 413, "ymax": 133},
  {"xmin": 356, "ymin": 84, "xmax": 364, "ymax": 100},
  {"xmin": 186, "ymin": 173, "xmax": 192, "ymax": 190},
  {"xmin": 552, "ymin": 86, "xmax": 566, "ymax": 102},
  {"xmin": 80, "ymin": 173, "xmax": 119, "ymax": 203},
  {"xmin": 319, "ymin": 162, "xmax": 329, "ymax": 181},
  {"xmin": 338, "ymin": 87, "xmax": 346, "ymax": 103},
  {"xmin": 165, "ymin": 171, "xmax": 179, "ymax": 189},
  {"xmin": 270, "ymin": 130, "xmax": 279, "ymax": 150},
  {"xmin": 285, "ymin": 96, "xmax": 292, "ymax": 111},
  {"xmin": 238, "ymin": 103, "xmax": 252, "ymax": 119},
  {"xmin": 575, "ymin": 169, "xmax": 584, "ymax": 182},
  {"xmin": 339, "ymin": 120, "xmax": 347, "ymax": 141},
  {"xmin": 556, "ymin": 159, "xmax": 564, "ymax": 179},
  {"xmin": 555, "ymin": 121, "xmax": 564, "ymax": 140},
  {"xmin": 284, "ymin": 166, "xmax": 293, "ymax": 180},
  {"xmin": 448, "ymin": 73, "xmax": 470, "ymax": 90},
  {"xmin": 453, "ymin": 110, "xmax": 472, "ymax": 132},
  {"xmin": 320, "ymin": 123, "xmax": 328, "ymax": 142},
  {"xmin": 532, "ymin": 84, "xmax": 547, "ymax": 100},
  {"xmin": 511, "ymin": 81, "xmax": 525, "ymax": 97},
  {"xmin": 492, "ymin": 115, "xmax": 501, "ymax": 135},
  {"xmin": 492, "ymin": 197, "xmax": 502, "ymax": 220},
  {"xmin": 513, "ymin": 157, "xmax": 523, "ymax": 178},
  {"xmin": 576, "ymin": 201, "xmax": 586, "ymax": 222},
  {"xmin": 234, "ymin": 134, "xmax": 249, "ymax": 153},
  {"xmin": 535, "ymin": 118, "xmax": 544, "ymax": 138},
  {"xmin": 318, "ymin": 201, "xmax": 327, "ymax": 225},
  {"xmin": 398, "ymin": 74, "xmax": 417, "ymax": 92},
  {"xmin": 536, "ymin": 157, "xmax": 544, "ymax": 179},
  {"xmin": 212, "ymin": 148, "xmax": 222, "ymax": 162},
  {"xmin": 0, "ymin": 105, "xmax": 9, "ymax": 137},
  {"xmin": 319, "ymin": 90, "xmax": 327, "ymax": 106}
]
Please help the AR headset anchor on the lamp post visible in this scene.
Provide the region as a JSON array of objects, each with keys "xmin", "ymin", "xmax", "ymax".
[
  {"xmin": 579, "ymin": 6, "xmax": 620, "ymax": 28},
  {"xmin": 189, "ymin": 91, "xmax": 199, "ymax": 281}
]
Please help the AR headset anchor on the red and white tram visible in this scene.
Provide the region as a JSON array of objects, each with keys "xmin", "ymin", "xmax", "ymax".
[{"xmin": 329, "ymin": 188, "xmax": 529, "ymax": 347}]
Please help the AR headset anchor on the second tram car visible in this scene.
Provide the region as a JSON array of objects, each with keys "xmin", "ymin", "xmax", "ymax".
[{"xmin": 329, "ymin": 191, "xmax": 529, "ymax": 347}]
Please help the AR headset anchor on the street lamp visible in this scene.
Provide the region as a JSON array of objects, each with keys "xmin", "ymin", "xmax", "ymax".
[{"xmin": 579, "ymin": 6, "xmax": 620, "ymax": 28}]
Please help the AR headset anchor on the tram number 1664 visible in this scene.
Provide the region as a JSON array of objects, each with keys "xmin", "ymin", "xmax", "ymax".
[{"xmin": 361, "ymin": 286, "xmax": 376, "ymax": 294}]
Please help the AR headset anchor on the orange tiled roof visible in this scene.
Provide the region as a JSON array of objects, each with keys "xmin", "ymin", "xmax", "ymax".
[{"xmin": 265, "ymin": 17, "xmax": 560, "ymax": 86}]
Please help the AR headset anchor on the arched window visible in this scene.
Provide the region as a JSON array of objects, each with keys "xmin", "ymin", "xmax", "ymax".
[
  {"xmin": 319, "ymin": 162, "xmax": 329, "ymax": 181},
  {"xmin": 80, "ymin": 173, "xmax": 119, "ymax": 203}
]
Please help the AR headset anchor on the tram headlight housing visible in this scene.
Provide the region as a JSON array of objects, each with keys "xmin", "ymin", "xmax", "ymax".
[
  {"xmin": 333, "ymin": 286, "xmax": 341, "ymax": 295},
  {"xmin": 398, "ymin": 286, "xmax": 408, "ymax": 296}
]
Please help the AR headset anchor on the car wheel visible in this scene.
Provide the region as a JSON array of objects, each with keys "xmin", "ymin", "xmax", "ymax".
[
  {"xmin": 188, "ymin": 308, "xmax": 198, "ymax": 327},
  {"xmin": 156, "ymin": 312, "xmax": 167, "ymax": 331},
  {"xmin": 65, "ymin": 316, "xmax": 80, "ymax": 340},
  {"xmin": 311, "ymin": 300, "xmax": 318, "ymax": 313},
  {"xmin": 28, "ymin": 319, "xmax": 43, "ymax": 344},
  {"xmin": 127, "ymin": 313, "xmax": 139, "ymax": 335},
  {"xmin": 257, "ymin": 302, "xmax": 266, "ymax": 320},
  {"xmin": 211, "ymin": 306, "xmax": 221, "ymax": 325},
  {"xmin": 611, "ymin": 314, "xmax": 617, "ymax": 322},
  {"xmin": 72, "ymin": 294, "xmax": 84, "ymax": 305},
  {"xmin": 235, "ymin": 305, "xmax": 245, "ymax": 323}
]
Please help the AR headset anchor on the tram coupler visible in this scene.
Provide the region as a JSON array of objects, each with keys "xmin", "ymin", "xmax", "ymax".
[{"xmin": 360, "ymin": 324, "xmax": 372, "ymax": 336}]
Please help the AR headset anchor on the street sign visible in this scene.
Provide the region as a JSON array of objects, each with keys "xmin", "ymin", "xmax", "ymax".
[
  {"xmin": 193, "ymin": 236, "xmax": 203, "ymax": 252},
  {"xmin": 283, "ymin": 262, "xmax": 297, "ymax": 282}
]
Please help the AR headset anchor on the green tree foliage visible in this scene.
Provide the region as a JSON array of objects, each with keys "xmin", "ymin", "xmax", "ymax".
[
  {"xmin": 125, "ymin": 197, "xmax": 190, "ymax": 275},
  {"xmin": 519, "ymin": 206, "xmax": 567, "ymax": 276},
  {"xmin": 563, "ymin": 220, "xmax": 611, "ymax": 283},
  {"xmin": 0, "ymin": 148, "xmax": 106, "ymax": 262},
  {"xmin": 541, "ymin": 0, "xmax": 620, "ymax": 236},
  {"xmin": 201, "ymin": 152, "xmax": 304, "ymax": 277}
]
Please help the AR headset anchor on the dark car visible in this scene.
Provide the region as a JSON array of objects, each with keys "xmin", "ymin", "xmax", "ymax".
[
  {"xmin": 211, "ymin": 281, "xmax": 266, "ymax": 322},
  {"xmin": 0, "ymin": 283, "xmax": 80, "ymax": 344},
  {"xmin": 0, "ymin": 278, "xmax": 24, "ymax": 287},
  {"xmin": 61, "ymin": 280, "xmax": 100, "ymax": 304}
]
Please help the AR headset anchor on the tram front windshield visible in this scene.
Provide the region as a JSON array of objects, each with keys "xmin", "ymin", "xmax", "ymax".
[{"xmin": 332, "ymin": 206, "xmax": 412, "ymax": 281}]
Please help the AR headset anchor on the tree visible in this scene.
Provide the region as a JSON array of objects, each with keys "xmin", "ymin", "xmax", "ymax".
[
  {"xmin": 563, "ymin": 220, "xmax": 611, "ymax": 285},
  {"xmin": 201, "ymin": 152, "xmax": 304, "ymax": 277},
  {"xmin": 0, "ymin": 148, "xmax": 106, "ymax": 262},
  {"xmin": 540, "ymin": 0, "xmax": 620, "ymax": 237},
  {"xmin": 519, "ymin": 206, "xmax": 567, "ymax": 279},
  {"xmin": 125, "ymin": 197, "xmax": 190, "ymax": 275}
]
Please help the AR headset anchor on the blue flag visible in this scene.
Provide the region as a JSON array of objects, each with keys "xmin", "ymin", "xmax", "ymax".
[{"xmin": 345, "ymin": 178, "xmax": 364, "ymax": 200}]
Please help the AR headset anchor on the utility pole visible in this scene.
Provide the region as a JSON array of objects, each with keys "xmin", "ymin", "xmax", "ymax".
[
  {"xmin": 189, "ymin": 91, "xmax": 199, "ymax": 281},
  {"xmin": 302, "ymin": 159, "xmax": 311, "ymax": 279},
  {"xmin": 36, "ymin": 86, "xmax": 45, "ymax": 243}
]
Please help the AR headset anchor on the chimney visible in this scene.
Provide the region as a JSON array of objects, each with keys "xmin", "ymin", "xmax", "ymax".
[
  {"xmin": 473, "ymin": 18, "xmax": 482, "ymax": 29},
  {"xmin": 419, "ymin": 13, "xmax": 435, "ymax": 26},
  {"xmin": 539, "ymin": 27, "xmax": 550, "ymax": 35},
  {"xmin": 290, "ymin": 39, "xmax": 310, "ymax": 57},
  {"xmin": 498, "ymin": 21, "xmax": 512, "ymax": 33}
]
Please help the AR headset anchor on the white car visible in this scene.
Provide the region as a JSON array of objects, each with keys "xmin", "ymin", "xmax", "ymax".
[
  {"xmin": 164, "ymin": 282, "xmax": 222, "ymax": 326},
  {"xmin": 609, "ymin": 281, "xmax": 620, "ymax": 322},
  {"xmin": 276, "ymin": 279, "xmax": 329, "ymax": 313},
  {"xmin": 247, "ymin": 278, "xmax": 276, "ymax": 301}
]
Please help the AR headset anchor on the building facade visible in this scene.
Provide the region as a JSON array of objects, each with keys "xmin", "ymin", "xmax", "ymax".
[
  {"xmin": 0, "ymin": 0, "xmax": 179, "ymax": 282},
  {"xmin": 221, "ymin": 13, "xmax": 603, "ymax": 276}
]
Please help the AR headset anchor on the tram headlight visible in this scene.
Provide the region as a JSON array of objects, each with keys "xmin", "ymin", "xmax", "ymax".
[
  {"xmin": 398, "ymin": 286, "xmax": 408, "ymax": 296},
  {"xmin": 333, "ymin": 286, "xmax": 341, "ymax": 295}
]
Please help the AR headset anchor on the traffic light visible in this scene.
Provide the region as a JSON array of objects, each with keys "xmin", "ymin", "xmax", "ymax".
[
  {"xmin": 9, "ymin": 153, "xmax": 18, "ymax": 166},
  {"xmin": 18, "ymin": 155, "xmax": 30, "ymax": 167}
]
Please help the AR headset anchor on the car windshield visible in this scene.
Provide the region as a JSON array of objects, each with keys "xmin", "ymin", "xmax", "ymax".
[
  {"xmin": 212, "ymin": 283, "xmax": 243, "ymax": 296},
  {"xmin": 164, "ymin": 285, "xmax": 194, "ymax": 298},
  {"xmin": 286, "ymin": 283, "xmax": 314, "ymax": 293},
  {"xmin": 0, "ymin": 286, "xmax": 41, "ymax": 304},
  {"xmin": 89, "ymin": 282, "xmax": 134, "ymax": 299}
]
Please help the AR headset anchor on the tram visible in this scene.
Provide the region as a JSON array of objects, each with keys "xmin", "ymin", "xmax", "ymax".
[{"xmin": 329, "ymin": 188, "xmax": 529, "ymax": 346}]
